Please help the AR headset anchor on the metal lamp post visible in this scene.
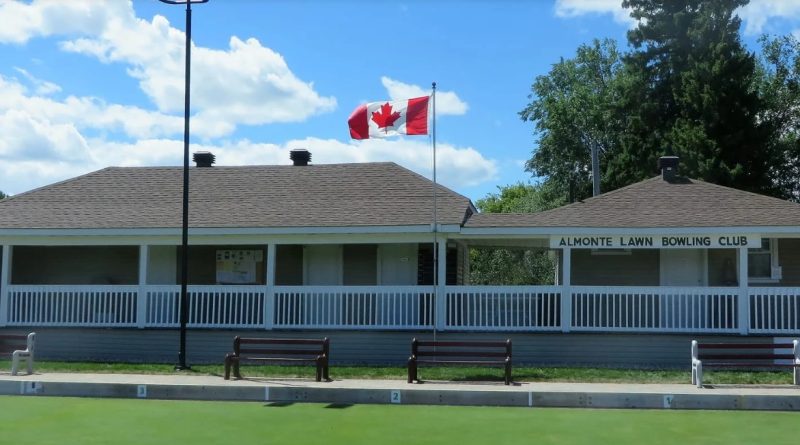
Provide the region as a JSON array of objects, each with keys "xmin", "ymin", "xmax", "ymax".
[{"xmin": 158, "ymin": 0, "xmax": 208, "ymax": 371}]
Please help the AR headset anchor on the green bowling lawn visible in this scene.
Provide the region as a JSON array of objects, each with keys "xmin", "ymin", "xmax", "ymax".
[{"xmin": 1, "ymin": 396, "xmax": 797, "ymax": 445}]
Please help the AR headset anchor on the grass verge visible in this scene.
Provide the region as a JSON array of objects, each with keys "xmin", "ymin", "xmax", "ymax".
[{"xmin": 1, "ymin": 360, "xmax": 794, "ymax": 384}]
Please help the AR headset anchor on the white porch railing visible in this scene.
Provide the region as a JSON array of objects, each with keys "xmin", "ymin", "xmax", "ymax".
[
  {"xmin": 6, "ymin": 285, "xmax": 138, "ymax": 327},
  {"xmin": 749, "ymin": 287, "xmax": 800, "ymax": 334},
  {"xmin": 444, "ymin": 286, "xmax": 561, "ymax": 331},
  {"xmin": 273, "ymin": 286, "xmax": 433, "ymax": 329},
  {"xmin": 3, "ymin": 284, "xmax": 799, "ymax": 334},
  {"xmin": 570, "ymin": 286, "xmax": 740, "ymax": 333},
  {"xmin": 144, "ymin": 285, "xmax": 265, "ymax": 328}
]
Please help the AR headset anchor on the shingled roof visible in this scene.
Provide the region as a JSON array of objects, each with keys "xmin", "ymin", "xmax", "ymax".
[
  {"xmin": 0, "ymin": 163, "xmax": 473, "ymax": 230},
  {"xmin": 466, "ymin": 176, "xmax": 800, "ymax": 229}
]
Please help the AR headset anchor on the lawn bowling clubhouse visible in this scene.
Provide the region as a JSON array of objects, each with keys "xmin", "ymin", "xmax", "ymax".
[{"xmin": 0, "ymin": 152, "xmax": 798, "ymax": 367}]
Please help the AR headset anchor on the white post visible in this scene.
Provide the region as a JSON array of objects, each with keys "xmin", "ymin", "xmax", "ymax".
[
  {"xmin": 264, "ymin": 243, "xmax": 276, "ymax": 330},
  {"xmin": 561, "ymin": 248, "xmax": 572, "ymax": 333},
  {"xmin": 435, "ymin": 237, "xmax": 448, "ymax": 330},
  {"xmin": 137, "ymin": 245, "xmax": 149, "ymax": 329},
  {"xmin": 738, "ymin": 247, "xmax": 749, "ymax": 335},
  {"xmin": 0, "ymin": 245, "xmax": 10, "ymax": 326}
]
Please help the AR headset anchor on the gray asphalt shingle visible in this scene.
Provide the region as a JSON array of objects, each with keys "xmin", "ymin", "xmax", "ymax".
[
  {"xmin": 466, "ymin": 176, "xmax": 800, "ymax": 229},
  {"xmin": 0, "ymin": 163, "xmax": 473, "ymax": 229}
]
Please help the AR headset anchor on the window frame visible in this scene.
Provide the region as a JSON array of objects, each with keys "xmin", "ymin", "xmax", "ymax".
[{"xmin": 747, "ymin": 238, "xmax": 780, "ymax": 284}]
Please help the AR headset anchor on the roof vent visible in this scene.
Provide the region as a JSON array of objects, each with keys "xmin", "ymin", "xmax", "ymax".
[
  {"xmin": 658, "ymin": 156, "xmax": 679, "ymax": 182},
  {"xmin": 290, "ymin": 149, "xmax": 311, "ymax": 166},
  {"xmin": 193, "ymin": 151, "xmax": 215, "ymax": 168}
]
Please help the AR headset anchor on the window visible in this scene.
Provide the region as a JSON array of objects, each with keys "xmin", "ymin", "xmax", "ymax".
[{"xmin": 748, "ymin": 238, "xmax": 780, "ymax": 281}]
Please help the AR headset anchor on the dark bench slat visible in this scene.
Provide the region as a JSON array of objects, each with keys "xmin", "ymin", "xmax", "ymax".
[
  {"xmin": 702, "ymin": 363, "xmax": 800, "ymax": 367},
  {"xmin": 239, "ymin": 348, "xmax": 324, "ymax": 356},
  {"xmin": 699, "ymin": 353, "xmax": 796, "ymax": 360},
  {"xmin": 239, "ymin": 338, "xmax": 326, "ymax": 346},
  {"xmin": 698, "ymin": 343, "xmax": 795, "ymax": 350},
  {"xmin": 416, "ymin": 340, "xmax": 509, "ymax": 348},
  {"xmin": 238, "ymin": 357, "xmax": 319, "ymax": 362},
  {"xmin": 414, "ymin": 351, "xmax": 509, "ymax": 358},
  {"xmin": 0, "ymin": 335, "xmax": 29, "ymax": 341},
  {"xmin": 415, "ymin": 359, "xmax": 507, "ymax": 365}
]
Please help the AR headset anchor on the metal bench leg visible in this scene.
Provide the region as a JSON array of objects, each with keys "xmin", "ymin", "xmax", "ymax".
[
  {"xmin": 233, "ymin": 359, "xmax": 242, "ymax": 379},
  {"xmin": 407, "ymin": 357, "xmax": 417, "ymax": 384},
  {"xmin": 224, "ymin": 354, "xmax": 233, "ymax": 380}
]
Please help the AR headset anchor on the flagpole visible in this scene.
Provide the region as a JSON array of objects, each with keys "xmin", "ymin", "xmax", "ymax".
[{"xmin": 431, "ymin": 82, "xmax": 438, "ymax": 342}]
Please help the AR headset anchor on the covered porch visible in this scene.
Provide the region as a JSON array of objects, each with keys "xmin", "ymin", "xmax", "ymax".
[{"xmin": 1, "ymin": 235, "xmax": 797, "ymax": 335}]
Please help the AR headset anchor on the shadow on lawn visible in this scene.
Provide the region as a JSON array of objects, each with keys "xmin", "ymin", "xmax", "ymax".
[{"xmin": 263, "ymin": 402, "xmax": 295, "ymax": 408}]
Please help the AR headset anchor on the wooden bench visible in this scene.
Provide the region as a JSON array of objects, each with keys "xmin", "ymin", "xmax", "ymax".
[
  {"xmin": 224, "ymin": 336, "xmax": 330, "ymax": 382},
  {"xmin": 0, "ymin": 333, "xmax": 36, "ymax": 376},
  {"xmin": 691, "ymin": 339, "xmax": 800, "ymax": 388},
  {"xmin": 407, "ymin": 338, "xmax": 512, "ymax": 385}
]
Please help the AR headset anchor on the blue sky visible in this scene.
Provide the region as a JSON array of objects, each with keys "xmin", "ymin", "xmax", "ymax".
[{"xmin": 1, "ymin": 0, "xmax": 799, "ymax": 202}]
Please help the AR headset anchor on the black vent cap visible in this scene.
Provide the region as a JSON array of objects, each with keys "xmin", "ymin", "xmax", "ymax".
[
  {"xmin": 290, "ymin": 149, "xmax": 311, "ymax": 166},
  {"xmin": 658, "ymin": 156, "xmax": 679, "ymax": 181},
  {"xmin": 193, "ymin": 151, "xmax": 215, "ymax": 167}
]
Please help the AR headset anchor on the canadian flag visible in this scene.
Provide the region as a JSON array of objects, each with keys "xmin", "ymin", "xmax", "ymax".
[{"xmin": 348, "ymin": 96, "xmax": 430, "ymax": 139}]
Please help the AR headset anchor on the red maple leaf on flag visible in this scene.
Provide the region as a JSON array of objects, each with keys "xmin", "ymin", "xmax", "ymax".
[{"xmin": 371, "ymin": 102, "xmax": 402, "ymax": 132}]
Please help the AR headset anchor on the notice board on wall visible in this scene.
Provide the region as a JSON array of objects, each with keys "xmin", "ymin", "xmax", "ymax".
[{"xmin": 215, "ymin": 250, "xmax": 263, "ymax": 284}]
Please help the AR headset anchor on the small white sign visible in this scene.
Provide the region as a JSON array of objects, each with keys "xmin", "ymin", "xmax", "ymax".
[
  {"xmin": 663, "ymin": 395, "xmax": 674, "ymax": 409},
  {"xmin": 137, "ymin": 385, "xmax": 147, "ymax": 398},
  {"xmin": 390, "ymin": 390, "xmax": 401, "ymax": 404}
]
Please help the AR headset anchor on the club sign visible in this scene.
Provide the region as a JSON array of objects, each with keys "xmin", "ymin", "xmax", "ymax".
[{"xmin": 549, "ymin": 234, "xmax": 761, "ymax": 249}]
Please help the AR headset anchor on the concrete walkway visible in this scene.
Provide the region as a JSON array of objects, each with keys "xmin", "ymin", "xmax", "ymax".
[{"xmin": 1, "ymin": 372, "xmax": 799, "ymax": 411}]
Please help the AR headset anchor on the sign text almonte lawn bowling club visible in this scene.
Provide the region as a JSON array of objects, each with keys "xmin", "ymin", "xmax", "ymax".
[{"xmin": 549, "ymin": 234, "xmax": 761, "ymax": 249}]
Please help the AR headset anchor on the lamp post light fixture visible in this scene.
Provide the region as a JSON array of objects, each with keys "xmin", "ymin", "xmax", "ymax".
[{"xmin": 157, "ymin": 0, "xmax": 208, "ymax": 371}]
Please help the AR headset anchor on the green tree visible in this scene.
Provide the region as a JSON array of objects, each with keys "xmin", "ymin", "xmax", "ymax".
[
  {"xmin": 521, "ymin": 0, "xmax": 788, "ymax": 198},
  {"xmin": 0, "ymin": 191, "xmax": 6, "ymax": 200},
  {"xmin": 616, "ymin": 0, "xmax": 776, "ymax": 194},
  {"xmin": 469, "ymin": 183, "xmax": 559, "ymax": 285},
  {"xmin": 755, "ymin": 34, "xmax": 800, "ymax": 200},
  {"xmin": 520, "ymin": 39, "xmax": 625, "ymax": 201}
]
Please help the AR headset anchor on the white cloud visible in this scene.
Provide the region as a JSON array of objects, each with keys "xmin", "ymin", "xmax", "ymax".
[
  {"xmin": 738, "ymin": 0, "xmax": 800, "ymax": 35},
  {"xmin": 381, "ymin": 77, "xmax": 468, "ymax": 116},
  {"xmin": 554, "ymin": 0, "xmax": 635, "ymax": 26},
  {"xmin": 13, "ymin": 67, "xmax": 61, "ymax": 95},
  {"xmin": 99, "ymin": 137, "xmax": 497, "ymax": 191},
  {"xmin": 0, "ymin": 0, "xmax": 120, "ymax": 44},
  {"xmin": 0, "ymin": 74, "xmax": 185, "ymax": 139},
  {"xmin": 0, "ymin": 0, "xmax": 336, "ymax": 136},
  {"xmin": 0, "ymin": 131, "xmax": 497, "ymax": 196},
  {"xmin": 0, "ymin": 109, "xmax": 88, "ymax": 162}
]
